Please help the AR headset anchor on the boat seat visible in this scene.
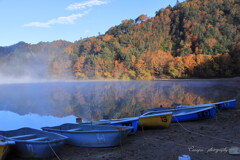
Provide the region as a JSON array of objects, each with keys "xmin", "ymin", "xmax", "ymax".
[
  {"xmin": 26, "ymin": 137, "xmax": 49, "ymax": 141},
  {"xmin": 67, "ymin": 128, "xmax": 83, "ymax": 131},
  {"xmin": 9, "ymin": 134, "xmax": 36, "ymax": 139}
]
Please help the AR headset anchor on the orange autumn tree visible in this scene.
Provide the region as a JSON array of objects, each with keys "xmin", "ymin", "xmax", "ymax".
[
  {"xmin": 16, "ymin": 0, "xmax": 238, "ymax": 80},
  {"xmin": 167, "ymin": 57, "xmax": 185, "ymax": 78},
  {"xmin": 73, "ymin": 56, "xmax": 86, "ymax": 79},
  {"xmin": 183, "ymin": 54, "xmax": 197, "ymax": 76},
  {"xmin": 142, "ymin": 50, "xmax": 173, "ymax": 78}
]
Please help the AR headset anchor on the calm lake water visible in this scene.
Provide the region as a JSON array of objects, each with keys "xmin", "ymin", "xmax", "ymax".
[{"xmin": 0, "ymin": 80, "xmax": 239, "ymax": 130}]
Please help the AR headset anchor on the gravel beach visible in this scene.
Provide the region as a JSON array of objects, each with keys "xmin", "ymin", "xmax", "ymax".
[{"xmin": 9, "ymin": 106, "xmax": 240, "ymax": 160}]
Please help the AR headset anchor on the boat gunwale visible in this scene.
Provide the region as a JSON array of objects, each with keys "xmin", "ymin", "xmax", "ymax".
[
  {"xmin": 140, "ymin": 112, "xmax": 173, "ymax": 118},
  {"xmin": 172, "ymin": 106, "xmax": 215, "ymax": 117},
  {"xmin": 90, "ymin": 117, "xmax": 139, "ymax": 124},
  {"xmin": 212, "ymin": 99, "xmax": 236, "ymax": 104},
  {"xmin": 109, "ymin": 117, "xmax": 139, "ymax": 124},
  {"xmin": 42, "ymin": 124, "xmax": 133, "ymax": 134},
  {"xmin": 145, "ymin": 106, "xmax": 214, "ymax": 117}
]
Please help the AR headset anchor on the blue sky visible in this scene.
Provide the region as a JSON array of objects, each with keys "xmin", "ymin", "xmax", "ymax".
[{"xmin": 0, "ymin": 0, "xmax": 185, "ymax": 46}]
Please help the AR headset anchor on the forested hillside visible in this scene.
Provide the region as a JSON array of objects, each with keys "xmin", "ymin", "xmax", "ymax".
[
  {"xmin": 0, "ymin": 41, "xmax": 71, "ymax": 78},
  {"xmin": 1, "ymin": 0, "xmax": 240, "ymax": 79}
]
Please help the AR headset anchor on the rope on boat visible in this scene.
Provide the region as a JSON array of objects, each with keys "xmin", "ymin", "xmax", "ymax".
[
  {"xmin": 174, "ymin": 117, "xmax": 240, "ymax": 145},
  {"xmin": 139, "ymin": 122, "xmax": 146, "ymax": 146},
  {"xmin": 119, "ymin": 130, "xmax": 124, "ymax": 159},
  {"xmin": 48, "ymin": 142, "xmax": 61, "ymax": 160},
  {"xmin": 1, "ymin": 146, "xmax": 8, "ymax": 160}
]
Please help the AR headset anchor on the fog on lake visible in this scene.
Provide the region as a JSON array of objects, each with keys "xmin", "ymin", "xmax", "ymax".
[{"xmin": 0, "ymin": 80, "xmax": 239, "ymax": 130}]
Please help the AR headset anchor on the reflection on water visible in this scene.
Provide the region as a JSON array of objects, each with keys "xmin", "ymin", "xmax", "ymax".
[
  {"xmin": 0, "ymin": 80, "xmax": 239, "ymax": 130},
  {"xmin": 0, "ymin": 111, "xmax": 76, "ymax": 130}
]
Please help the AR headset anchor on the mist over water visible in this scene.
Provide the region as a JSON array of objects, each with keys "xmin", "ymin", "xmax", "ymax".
[
  {"xmin": 0, "ymin": 74, "xmax": 50, "ymax": 84},
  {"xmin": 0, "ymin": 43, "xmax": 74, "ymax": 82},
  {"xmin": 0, "ymin": 80, "xmax": 239, "ymax": 130}
]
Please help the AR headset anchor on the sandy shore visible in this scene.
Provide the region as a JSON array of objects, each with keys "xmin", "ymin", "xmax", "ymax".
[{"xmin": 9, "ymin": 105, "xmax": 240, "ymax": 160}]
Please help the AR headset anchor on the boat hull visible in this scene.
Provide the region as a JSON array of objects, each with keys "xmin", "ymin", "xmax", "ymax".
[
  {"xmin": 0, "ymin": 128, "xmax": 67, "ymax": 159},
  {"xmin": 50, "ymin": 131, "xmax": 126, "ymax": 147},
  {"xmin": 172, "ymin": 107, "xmax": 216, "ymax": 122},
  {"xmin": 138, "ymin": 113, "xmax": 172, "ymax": 128},
  {"xmin": 14, "ymin": 140, "xmax": 64, "ymax": 158},
  {"xmin": 42, "ymin": 123, "xmax": 132, "ymax": 148},
  {"xmin": 214, "ymin": 100, "xmax": 236, "ymax": 109}
]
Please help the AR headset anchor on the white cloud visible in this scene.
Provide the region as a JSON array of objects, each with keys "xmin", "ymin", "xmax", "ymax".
[
  {"xmin": 23, "ymin": 11, "xmax": 89, "ymax": 28},
  {"xmin": 66, "ymin": 0, "xmax": 108, "ymax": 10},
  {"xmin": 23, "ymin": 0, "xmax": 108, "ymax": 28}
]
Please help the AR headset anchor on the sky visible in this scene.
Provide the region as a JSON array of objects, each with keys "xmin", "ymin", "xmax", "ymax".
[{"xmin": 0, "ymin": 0, "xmax": 185, "ymax": 46}]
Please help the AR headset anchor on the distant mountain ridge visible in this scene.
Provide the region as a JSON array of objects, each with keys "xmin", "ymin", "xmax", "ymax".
[
  {"xmin": 0, "ymin": 40, "xmax": 72, "ymax": 79},
  {"xmin": 0, "ymin": 41, "xmax": 27, "ymax": 57},
  {"xmin": 1, "ymin": 0, "xmax": 240, "ymax": 79}
]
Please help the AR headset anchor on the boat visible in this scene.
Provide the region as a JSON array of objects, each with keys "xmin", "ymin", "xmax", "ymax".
[
  {"xmin": 144, "ymin": 106, "xmax": 216, "ymax": 122},
  {"xmin": 213, "ymin": 99, "xmax": 236, "ymax": 109},
  {"xmin": 78, "ymin": 112, "xmax": 172, "ymax": 131},
  {"xmin": 147, "ymin": 99, "xmax": 236, "ymax": 112},
  {"xmin": 138, "ymin": 112, "xmax": 173, "ymax": 128},
  {"xmin": 0, "ymin": 128, "xmax": 67, "ymax": 159},
  {"xmin": 79, "ymin": 117, "xmax": 139, "ymax": 135},
  {"xmin": 42, "ymin": 123, "xmax": 133, "ymax": 147},
  {"xmin": 0, "ymin": 140, "xmax": 14, "ymax": 160}
]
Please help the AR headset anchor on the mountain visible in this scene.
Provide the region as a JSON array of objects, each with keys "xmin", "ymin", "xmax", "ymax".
[
  {"xmin": 0, "ymin": 41, "xmax": 27, "ymax": 57},
  {"xmin": 0, "ymin": 40, "xmax": 72, "ymax": 79},
  {"xmin": 1, "ymin": 0, "xmax": 240, "ymax": 80}
]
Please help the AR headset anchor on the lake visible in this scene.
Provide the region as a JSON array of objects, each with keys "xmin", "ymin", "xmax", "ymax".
[{"xmin": 0, "ymin": 79, "xmax": 239, "ymax": 130}]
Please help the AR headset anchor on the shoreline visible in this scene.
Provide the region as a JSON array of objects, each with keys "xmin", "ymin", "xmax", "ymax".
[
  {"xmin": 0, "ymin": 76, "xmax": 240, "ymax": 85},
  {"xmin": 10, "ymin": 108, "xmax": 240, "ymax": 160}
]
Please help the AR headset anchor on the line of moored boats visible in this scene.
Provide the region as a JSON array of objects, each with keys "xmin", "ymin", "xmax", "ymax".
[{"xmin": 0, "ymin": 99, "xmax": 236, "ymax": 159}]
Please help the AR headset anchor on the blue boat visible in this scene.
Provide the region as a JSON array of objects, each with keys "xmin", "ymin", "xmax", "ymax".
[
  {"xmin": 0, "ymin": 128, "xmax": 67, "ymax": 159},
  {"xmin": 144, "ymin": 106, "xmax": 216, "ymax": 122},
  {"xmin": 79, "ymin": 112, "xmax": 173, "ymax": 131},
  {"xmin": 42, "ymin": 123, "xmax": 133, "ymax": 147},
  {"xmin": 213, "ymin": 99, "xmax": 236, "ymax": 110},
  {"xmin": 147, "ymin": 99, "xmax": 236, "ymax": 112},
  {"xmin": 91, "ymin": 117, "xmax": 139, "ymax": 135}
]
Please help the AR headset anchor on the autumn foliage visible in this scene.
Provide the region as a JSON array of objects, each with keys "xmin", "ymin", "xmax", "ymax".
[
  {"xmin": 60, "ymin": 0, "xmax": 239, "ymax": 79},
  {"xmin": 1, "ymin": 0, "xmax": 240, "ymax": 80}
]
